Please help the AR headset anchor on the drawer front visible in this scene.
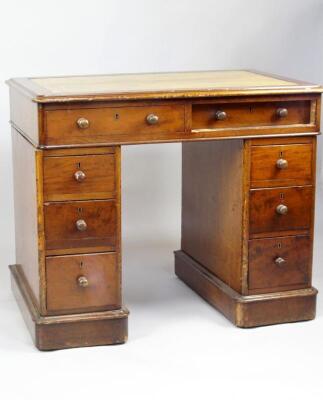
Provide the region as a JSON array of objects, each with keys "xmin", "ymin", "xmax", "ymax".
[
  {"xmin": 248, "ymin": 236, "xmax": 311, "ymax": 293},
  {"xmin": 249, "ymin": 186, "xmax": 313, "ymax": 236},
  {"xmin": 192, "ymin": 100, "xmax": 311, "ymax": 130},
  {"xmin": 44, "ymin": 200, "xmax": 117, "ymax": 253},
  {"xmin": 251, "ymin": 143, "xmax": 313, "ymax": 188},
  {"xmin": 46, "ymin": 252, "xmax": 120, "ymax": 314},
  {"xmin": 44, "ymin": 153, "xmax": 116, "ymax": 201},
  {"xmin": 44, "ymin": 104, "xmax": 185, "ymax": 145}
]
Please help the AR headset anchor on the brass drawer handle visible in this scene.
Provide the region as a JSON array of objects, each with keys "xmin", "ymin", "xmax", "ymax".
[
  {"xmin": 78, "ymin": 276, "xmax": 89, "ymax": 287},
  {"xmin": 276, "ymin": 108, "xmax": 288, "ymax": 118},
  {"xmin": 76, "ymin": 219, "xmax": 87, "ymax": 231},
  {"xmin": 76, "ymin": 117, "xmax": 90, "ymax": 129},
  {"xmin": 274, "ymin": 257, "xmax": 286, "ymax": 266},
  {"xmin": 215, "ymin": 110, "xmax": 227, "ymax": 121},
  {"xmin": 74, "ymin": 170, "xmax": 86, "ymax": 182},
  {"xmin": 276, "ymin": 204, "xmax": 288, "ymax": 215},
  {"xmin": 146, "ymin": 114, "xmax": 159, "ymax": 125},
  {"xmin": 276, "ymin": 158, "xmax": 288, "ymax": 169}
]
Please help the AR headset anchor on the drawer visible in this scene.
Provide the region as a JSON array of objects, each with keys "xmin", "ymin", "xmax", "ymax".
[
  {"xmin": 249, "ymin": 186, "xmax": 313, "ymax": 237},
  {"xmin": 44, "ymin": 200, "xmax": 117, "ymax": 254},
  {"xmin": 251, "ymin": 143, "xmax": 313, "ymax": 188},
  {"xmin": 192, "ymin": 99, "xmax": 311, "ymax": 130},
  {"xmin": 46, "ymin": 252, "xmax": 120, "ymax": 314},
  {"xmin": 43, "ymin": 152, "xmax": 117, "ymax": 201},
  {"xmin": 44, "ymin": 104, "xmax": 185, "ymax": 146},
  {"xmin": 248, "ymin": 236, "xmax": 311, "ymax": 294}
]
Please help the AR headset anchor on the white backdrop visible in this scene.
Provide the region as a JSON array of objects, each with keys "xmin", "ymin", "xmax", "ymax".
[{"xmin": 1, "ymin": 1, "xmax": 323, "ymax": 399}]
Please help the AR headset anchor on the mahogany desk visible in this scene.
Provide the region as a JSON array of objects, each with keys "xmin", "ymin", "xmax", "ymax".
[{"xmin": 7, "ymin": 70, "xmax": 322, "ymax": 350}]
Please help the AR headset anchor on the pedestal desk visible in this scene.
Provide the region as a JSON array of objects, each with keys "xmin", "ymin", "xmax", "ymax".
[{"xmin": 7, "ymin": 70, "xmax": 322, "ymax": 350}]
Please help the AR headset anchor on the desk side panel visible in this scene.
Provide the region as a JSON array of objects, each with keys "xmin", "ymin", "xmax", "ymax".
[
  {"xmin": 9, "ymin": 87, "xmax": 40, "ymax": 146},
  {"xmin": 181, "ymin": 140, "xmax": 245, "ymax": 293},
  {"xmin": 12, "ymin": 129, "xmax": 43, "ymax": 306}
]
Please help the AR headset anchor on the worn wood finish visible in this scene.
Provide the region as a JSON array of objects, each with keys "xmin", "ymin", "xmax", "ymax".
[
  {"xmin": 190, "ymin": 95, "xmax": 319, "ymax": 139},
  {"xmin": 11, "ymin": 129, "xmax": 43, "ymax": 306},
  {"xmin": 43, "ymin": 152, "xmax": 117, "ymax": 201},
  {"xmin": 44, "ymin": 146, "xmax": 115, "ymax": 156},
  {"xmin": 7, "ymin": 72, "xmax": 322, "ymax": 148},
  {"xmin": 250, "ymin": 143, "xmax": 313, "ymax": 188},
  {"xmin": 250, "ymin": 135, "xmax": 314, "ymax": 146},
  {"xmin": 36, "ymin": 95, "xmax": 319, "ymax": 147},
  {"xmin": 44, "ymin": 104, "xmax": 185, "ymax": 146},
  {"xmin": 175, "ymin": 250, "xmax": 317, "ymax": 327},
  {"xmin": 192, "ymin": 99, "xmax": 311, "ymax": 129},
  {"xmin": 44, "ymin": 200, "xmax": 117, "ymax": 253},
  {"xmin": 9, "ymin": 87, "xmax": 41, "ymax": 146},
  {"xmin": 249, "ymin": 186, "xmax": 313, "ymax": 237},
  {"xmin": 10, "ymin": 264, "xmax": 128, "ymax": 350},
  {"xmin": 46, "ymin": 252, "xmax": 121, "ymax": 314},
  {"xmin": 248, "ymin": 235, "xmax": 311, "ymax": 294},
  {"xmin": 181, "ymin": 140, "xmax": 245, "ymax": 293},
  {"xmin": 8, "ymin": 70, "xmax": 322, "ymax": 349}
]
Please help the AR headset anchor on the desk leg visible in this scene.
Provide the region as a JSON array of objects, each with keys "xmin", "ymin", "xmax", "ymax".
[{"xmin": 176, "ymin": 138, "xmax": 317, "ymax": 327}]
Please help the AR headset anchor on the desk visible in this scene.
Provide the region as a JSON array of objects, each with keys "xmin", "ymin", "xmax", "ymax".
[{"xmin": 7, "ymin": 70, "xmax": 322, "ymax": 350}]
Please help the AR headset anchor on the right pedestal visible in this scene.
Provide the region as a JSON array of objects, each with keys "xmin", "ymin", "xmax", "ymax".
[{"xmin": 179, "ymin": 137, "xmax": 317, "ymax": 327}]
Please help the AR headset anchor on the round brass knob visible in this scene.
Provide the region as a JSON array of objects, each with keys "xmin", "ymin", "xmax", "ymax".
[
  {"xmin": 146, "ymin": 114, "xmax": 159, "ymax": 125},
  {"xmin": 276, "ymin": 204, "xmax": 288, "ymax": 215},
  {"xmin": 76, "ymin": 117, "xmax": 90, "ymax": 129},
  {"xmin": 276, "ymin": 108, "xmax": 288, "ymax": 118},
  {"xmin": 276, "ymin": 158, "xmax": 288, "ymax": 170},
  {"xmin": 74, "ymin": 170, "xmax": 86, "ymax": 182},
  {"xmin": 215, "ymin": 110, "xmax": 227, "ymax": 121},
  {"xmin": 78, "ymin": 276, "xmax": 89, "ymax": 287},
  {"xmin": 274, "ymin": 257, "xmax": 286, "ymax": 266},
  {"xmin": 76, "ymin": 219, "xmax": 87, "ymax": 231}
]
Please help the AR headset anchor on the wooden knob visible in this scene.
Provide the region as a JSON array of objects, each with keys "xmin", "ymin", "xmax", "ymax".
[
  {"xmin": 276, "ymin": 108, "xmax": 288, "ymax": 118},
  {"xmin": 275, "ymin": 257, "xmax": 286, "ymax": 266},
  {"xmin": 74, "ymin": 170, "xmax": 86, "ymax": 182},
  {"xmin": 76, "ymin": 219, "xmax": 87, "ymax": 231},
  {"xmin": 276, "ymin": 204, "xmax": 288, "ymax": 215},
  {"xmin": 77, "ymin": 117, "xmax": 90, "ymax": 129},
  {"xmin": 78, "ymin": 276, "xmax": 89, "ymax": 287},
  {"xmin": 276, "ymin": 158, "xmax": 288, "ymax": 170},
  {"xmin": 146, "ymin": 114, "xmax": 159, "ymax": 125},
  {"xmin": 215, "ymin": 110, "xmax": 227, "ymax": 121}
]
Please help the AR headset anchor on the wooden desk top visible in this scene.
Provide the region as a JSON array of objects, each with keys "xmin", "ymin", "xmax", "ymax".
[{"xmin": 7, "ymin": 70, "xmax": 322, "ymax": 103}]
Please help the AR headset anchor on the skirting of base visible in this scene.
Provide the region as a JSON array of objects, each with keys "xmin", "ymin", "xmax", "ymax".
[
  {"xmin": 174, "ymin": 251, "xmax": 317, "ymax": 328},
  {"xmin": 9, "ymin": 264, "xmax": 129, "ymax": 350}
]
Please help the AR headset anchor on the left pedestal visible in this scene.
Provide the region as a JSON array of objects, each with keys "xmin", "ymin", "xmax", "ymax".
[{"xmin": 10, "ymin": 129, "xmax": 127, "ymax": 350}]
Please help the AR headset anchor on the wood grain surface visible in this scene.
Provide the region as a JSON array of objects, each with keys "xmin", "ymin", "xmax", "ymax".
[
  {"xmin": 44, "ymin": 152, "xmax": 117, "ymax": 201},
  {"xmin": 251, "ymin": 142, "xmax": 313, "ymax": 188},
  {"xmin": 46, "ymin": 252, "xmax": 121, "ymax": 314},
  {"xmin": 192, "ymin": 99, "xmax": 311, "ymax": 129},
  {"xmin": 44, "ymin": 199, "xmax": 117, "ymax": 253},
  {"xmin": 181, "ymin": 140, "xmax": 245, "ymax": 292},
  {"xmin": 12, "ymin": 130, "xmax": 42, "ymax": 305},
  {"xmin": 248, "ymin": 235, "xmax": 311, "ymax": 294},
  {"xmin": 44, "ymin": 104, "xmax": 185, "ymax": 146},
  {"xmin": 249, "ymin": 186, "xmax": 313, "ymax": 236}
]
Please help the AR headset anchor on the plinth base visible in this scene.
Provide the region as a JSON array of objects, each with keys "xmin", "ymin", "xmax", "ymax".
[
  {"xmin": 174, "ymin": 251, "xmax": 317, "ymax": 328},
  {"xmin": 10, "ymin": 265, "xmax": 128, "ymax": 350}
]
